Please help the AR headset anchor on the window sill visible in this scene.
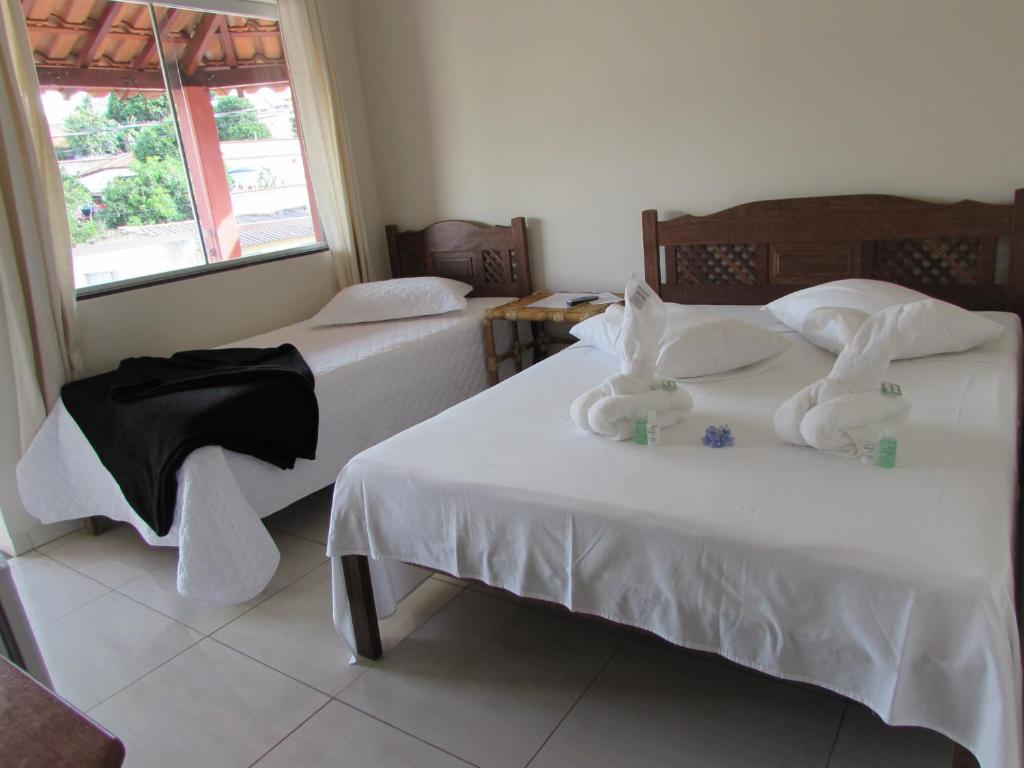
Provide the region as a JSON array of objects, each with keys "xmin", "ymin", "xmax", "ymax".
[{"xmin": 75, "ymin": 243, "xmax": 329, "ymax": 300}]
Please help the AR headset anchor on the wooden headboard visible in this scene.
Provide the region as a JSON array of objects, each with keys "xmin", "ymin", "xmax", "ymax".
[
  {"xmin": 386, "ymin": 218, "xmax": 532, "ymax": 298},
  {"xmin": 643, "ymin": 191, "xmax": 1024, "ymax": 312}
]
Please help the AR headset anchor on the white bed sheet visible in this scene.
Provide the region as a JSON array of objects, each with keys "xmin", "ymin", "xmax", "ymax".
[
  {"xmin": 17, "ymin": 297, "xmax": 510, "ymax": 603},
  {"xmin": 328, "ymin": 306, "xmax": 1022, "ymax": 768}
]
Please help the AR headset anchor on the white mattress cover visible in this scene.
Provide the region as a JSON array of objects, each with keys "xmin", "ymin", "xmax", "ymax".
[
  {"xmin": 328, "ymin": 306, "xmax": 1023, "ymax": 768},
  {"xmin": 17, "ymin": 297, "xmax": 510, "ymax": 602}
]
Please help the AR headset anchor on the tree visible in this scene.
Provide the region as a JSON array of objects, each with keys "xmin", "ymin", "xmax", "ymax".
[
  {"xmin": 214, "ymin": 95, "xmax": 272, "ymax": 141},
  {"xmin": 132, "ymin": 121, "xmax": 180, "ymax": 162},
  {"xmin": 63, "ymin": 103, "xmax": 119, "ymax": 158},
  {"xmin": 61, "ymin": 171, "xmax": 105, "ymax": 245},
  {"xmin": 106, "ymin": 94, "xmax": 171, "ymax": 151},
  {"xmin": 102, "ymin": 158, "xmax": 192, "ymax": 227},
  {"xmin": 106, "ymin": 93, "xmax": 170, "ymax": 125}
]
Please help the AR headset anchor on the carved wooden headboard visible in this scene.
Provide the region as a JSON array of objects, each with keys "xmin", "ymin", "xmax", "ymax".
[
  {"xmin": 643, "ymin": 191, "xmax": 1024, "ymax": 312},
  {"xmin": 386, "ymin": 218, "xmax": 532, "ymax": 298}
]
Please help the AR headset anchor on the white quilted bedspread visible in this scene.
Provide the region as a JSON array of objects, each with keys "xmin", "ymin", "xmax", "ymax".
[{"xmin": 17, "ymin": 298, "xmax": 510, "ymax": 602}]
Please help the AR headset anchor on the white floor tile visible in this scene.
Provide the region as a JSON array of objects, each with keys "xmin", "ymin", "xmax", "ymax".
[
  {"xmin": 264, "ymin": 487, "xmax": 333, "ymax": 544},
  {"xmin": 37, "ymin": 528, "xmax": 87, "ymax": 554},
  {"xmin": 9, "ymin": 555, "xmax": 109, "ymax": 626},
  {"xmin": 3, "ymin": 549, "xmax": 42, "ymax": 568},
  {"xmin": 47, "ymin": 524, "xmax": 177, "ymax": 589},
  {"xmin": 340, "ymin": 589, "xmax": 621, "ymax": 768},
  {"xmin": 829, "ymin": 704, "xmax": 952, "ymax": 768},
  {"xmin": 212, "ymin": 563, "xmax": 366, "ymax": 695},
  {"xmin": 379, "ymin": 577, "xmax": 464, "ymax": 655},
  {"xmin": 530, "ymin": 639, "xmax": 844, "ymax": 768},
  {"xmin": 117, "ymin": 530, "xmax": 326, "ymax": 635},
  {"xmin": 254, "ymin": 700, "xmax": 472, "ymax": 768},
  {"xmin": 432, "ymin": 573, "xmax": 469, "ymax": 588},
  {"xmin": 89, "ymin": 638, "xmax": 328, "ymax": 768},
  {"xmin": 214, "ymin": 563, "xmax": 461, "ymax": 695},
  {"xmin": 34, "ymin": 591, "xmax": 200, "ymax": 711}
]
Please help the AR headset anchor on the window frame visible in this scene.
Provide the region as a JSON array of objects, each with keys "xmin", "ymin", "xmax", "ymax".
[
  {"xmin": 24, "ymin": 0, "xmax": 327, "ymax": 298},
  {"xmin": 75, "ymin": 240, "xmax": 328, "ymax": 300}
]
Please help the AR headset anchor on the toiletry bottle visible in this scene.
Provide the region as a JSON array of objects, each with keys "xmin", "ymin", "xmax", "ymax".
[
  {"xmin": 634, "ymin": 416, "xmax": 648, "ymax": 445},
  {"xmin": 646, "ymin": 411, "xmax": 661, "ymax": 446},
  {"xmin": 860, "ymin": 438, "xmax": 878, "ymax": 465},
  {"xmin": 876, "ymin": 428, "xmax": 897, "ymax": 469}
]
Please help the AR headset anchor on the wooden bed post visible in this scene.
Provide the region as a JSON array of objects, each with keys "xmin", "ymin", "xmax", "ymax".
[
  {"xmin": 1008, "ymin": 188, "xmax": 1024, "ymax": 307},
  {"xmin": 951, "ymin": 744, "xmax": 980, "ymax": 768},
  {"xmin": 642, "ymin": 209, "xmax": 661, "ymax": 296},
  {"xmin": 83, "ymin": 516, "xmax": 107, "ymax": 537},
  {"xmin": 385, "ymin": 224, "xmax": 401, "ymax": 279},
  {"xmin": 341, "ymin": 554, "xmax": 382, "ymax": 660}
]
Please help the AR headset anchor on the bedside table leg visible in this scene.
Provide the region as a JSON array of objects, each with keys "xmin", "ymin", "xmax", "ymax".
[
  {"xmin": 483, "ymin": 316, "xmax": 499, "ymax": 386},
  {"xmin": 531, "ymin": 321, "xmax": 547, "ymax": 363},
  {"xmin": 511, "ymin": 321, "xmax": 523, "ymax": 374}
]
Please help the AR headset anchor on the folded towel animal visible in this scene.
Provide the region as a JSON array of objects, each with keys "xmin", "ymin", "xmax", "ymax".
[
  {"xmin": 774, "ymin": 300, "xmax": 922, "ymax": 456},
  {"xmin": 571, "ymin": 275, "xmax": 693, "ymax": 440}
]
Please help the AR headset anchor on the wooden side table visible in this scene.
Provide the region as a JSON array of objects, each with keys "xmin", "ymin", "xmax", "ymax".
[{"xmin": 483, "ymin": 292, "xmax": 622, "ymax": 385}]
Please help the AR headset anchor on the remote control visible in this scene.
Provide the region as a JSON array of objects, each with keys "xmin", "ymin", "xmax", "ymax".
[{"xmin": 566, "ymin": 295, "xmax": 599, "ymax": 307}]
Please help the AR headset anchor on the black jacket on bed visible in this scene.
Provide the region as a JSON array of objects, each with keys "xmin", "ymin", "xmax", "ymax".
[{"xmin": 61, "ymin": 344, "xmax": 318, "ymax": 537}]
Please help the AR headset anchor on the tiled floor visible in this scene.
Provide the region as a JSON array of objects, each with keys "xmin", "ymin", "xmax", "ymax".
[{"xmin": 9, "ymin": 491, "xmax": 954, "ymax": 768}]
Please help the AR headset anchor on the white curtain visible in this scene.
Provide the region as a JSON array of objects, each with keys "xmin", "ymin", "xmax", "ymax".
[
  {"xmin": 0, "ymin": 0, "xmax": 82, "ymax": 452},
  {"xmin": 278, "ymin": 0, "xmax": 373, "ymax": 286}
]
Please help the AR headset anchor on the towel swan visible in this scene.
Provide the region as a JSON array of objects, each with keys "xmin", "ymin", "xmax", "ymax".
[
  {"xmin": 570, "ymin": 275, "xmax": 693, "ymax": 440},
  {"xmin": 772, "ymin": 300, "xmax": 939, "ymax": 456}
]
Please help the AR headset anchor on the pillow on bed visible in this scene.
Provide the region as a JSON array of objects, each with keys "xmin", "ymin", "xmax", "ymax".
[
  {"xmin": 570, "ymin": 304, "xmax": 790, "ymax": 378},
  {"xmin": 764, "ymin": 278, "xmax": 1004, "ymax": 358},
  {"xmin": 312, "ymin": 277, "xmax": 472, "ymax": 325}
]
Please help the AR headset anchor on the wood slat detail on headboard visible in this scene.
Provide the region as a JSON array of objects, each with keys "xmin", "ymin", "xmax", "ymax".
[
  {"xmin": 386, "ymin": 218, "xmax": 532, "ymax": 298},
  {"xmin": 643, "ymin": 192, "xmax": 1024, "ymax": 312}
]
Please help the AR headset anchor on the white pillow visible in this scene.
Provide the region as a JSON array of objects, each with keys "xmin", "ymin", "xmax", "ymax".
[
  {"xmin": 764, "ymin": 279, "xmax": 1004, "ymax": 358},
  {"xmin": 570, "ymin": 304, "xmax": 625, "ymax": 357},
  {"xmin": 312, "ymin": 277, "xmax": 472, "ymax": 325},
  {"xmin": 570, "ymin": 304, "xmax": 790, "ymax": 378}
]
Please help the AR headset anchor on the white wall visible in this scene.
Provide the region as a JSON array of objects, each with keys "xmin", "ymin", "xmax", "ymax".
[
  {"xmin": 77, "ymin": 249, "xmax": 339, "ymax": 375},
  {"xmin": 349, "ymin": 0, "xmax": 1024, "ymax": 291}
]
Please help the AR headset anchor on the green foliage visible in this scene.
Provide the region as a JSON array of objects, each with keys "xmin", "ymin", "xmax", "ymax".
[
  {"xmin": 63, "ymin": 103, "xmax": 119, "ymax": 158},
  {"xmin": 214, "ymin": 95, "xmax": 272, "ymax": 141},
  {"xmin": 132, "ymin": 121, "xmax": 180, "ymax": 162},
  {"xmin": 102, "ymin": 158, "xmax": 192, "ymax": 227},
  {"xmin": 61, "ymin": 171, "xmax": 106, "ymax": 245},
  {"xmin": 106, "ymin": 93, "xmax": 170, "ymax": 125},
  {"xmin": 105, "ymin": 94, "xmax": 172, "ymax": 151}
]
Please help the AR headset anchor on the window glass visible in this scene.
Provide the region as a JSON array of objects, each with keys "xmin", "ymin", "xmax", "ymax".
[{"xmin": 25, "ymin": 0, "xmax": 324, "ymax": 291}]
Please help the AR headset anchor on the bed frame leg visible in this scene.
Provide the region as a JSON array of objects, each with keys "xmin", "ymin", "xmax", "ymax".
[
  {"xmin": 341, "ymin": 554, "xmax": 382, "ymax": 660},
  {"xmin": 82, "ymin": 516, "xmax": 107, "ymax": 536},
  {"xmin": 951, "ymin": 744, "xmax": 978, "ymax": 768}
]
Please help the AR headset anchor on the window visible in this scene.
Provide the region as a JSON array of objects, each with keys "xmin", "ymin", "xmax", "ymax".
[{"xmin": 24, "ymin": 0, "xmax": 325, "ymax": 292}]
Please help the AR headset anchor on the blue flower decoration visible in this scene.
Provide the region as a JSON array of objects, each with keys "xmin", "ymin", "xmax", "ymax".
[{"xmin": 702, "ymin": 425, "xmax": 734, "ymax": 448}]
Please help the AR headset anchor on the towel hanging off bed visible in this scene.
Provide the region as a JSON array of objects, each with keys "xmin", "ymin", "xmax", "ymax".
[{"xmin": 61, "ymin": 344, "xmax": 319, "ymax": 536}]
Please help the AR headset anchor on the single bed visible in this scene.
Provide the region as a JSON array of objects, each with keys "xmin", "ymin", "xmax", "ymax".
[
  {"xmin": 16, "ymin": 217, "xmax": 532, "ymax": 603},
  {"xmin": 328, "ymin": 193, "xmax": 1024, "ymax": 768}
]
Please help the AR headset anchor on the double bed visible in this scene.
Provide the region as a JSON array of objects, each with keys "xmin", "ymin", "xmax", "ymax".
[
  {"xmin": 17, "ymin": 217, "xmax": 532, "ymax": 603},
  {"xmin": 328, "ymin": 193, "xmax": 1023, "ymax": 768}
]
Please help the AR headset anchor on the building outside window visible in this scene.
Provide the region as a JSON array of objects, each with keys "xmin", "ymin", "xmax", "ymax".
[{"xmin": 22, "ymin": 0, "xmax": 325, "ymax": 292}]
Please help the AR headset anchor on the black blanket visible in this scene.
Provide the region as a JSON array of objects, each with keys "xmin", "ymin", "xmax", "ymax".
[{"xmin": 62, "ymin": 344, "xmax": 318, "ymax": 537}]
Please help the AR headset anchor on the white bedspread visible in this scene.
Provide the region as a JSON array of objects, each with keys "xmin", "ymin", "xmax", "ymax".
[
  {"xmin": 17, "ymin": 297, "xmax": 510, "ymax": 603},
  {"xmin": 328, "ymin": 306, "xmax": 1022, "ymax": 768}
]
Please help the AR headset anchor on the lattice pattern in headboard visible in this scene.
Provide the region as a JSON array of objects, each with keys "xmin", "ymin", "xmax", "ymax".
[
  {"xmin": 386, "ymin": 218, "xmax": 532, "ymax": 298},
  {"xmin": 869, "ymin": 237, "xmax": 994, "ymax": 286},
  {"xmin": 673, "ymin": 243, "xmax": 761, "ymax": 286},
  {"xmin": 643, "ymin": 192, "xmax": 1024, "ymax": 311}
]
